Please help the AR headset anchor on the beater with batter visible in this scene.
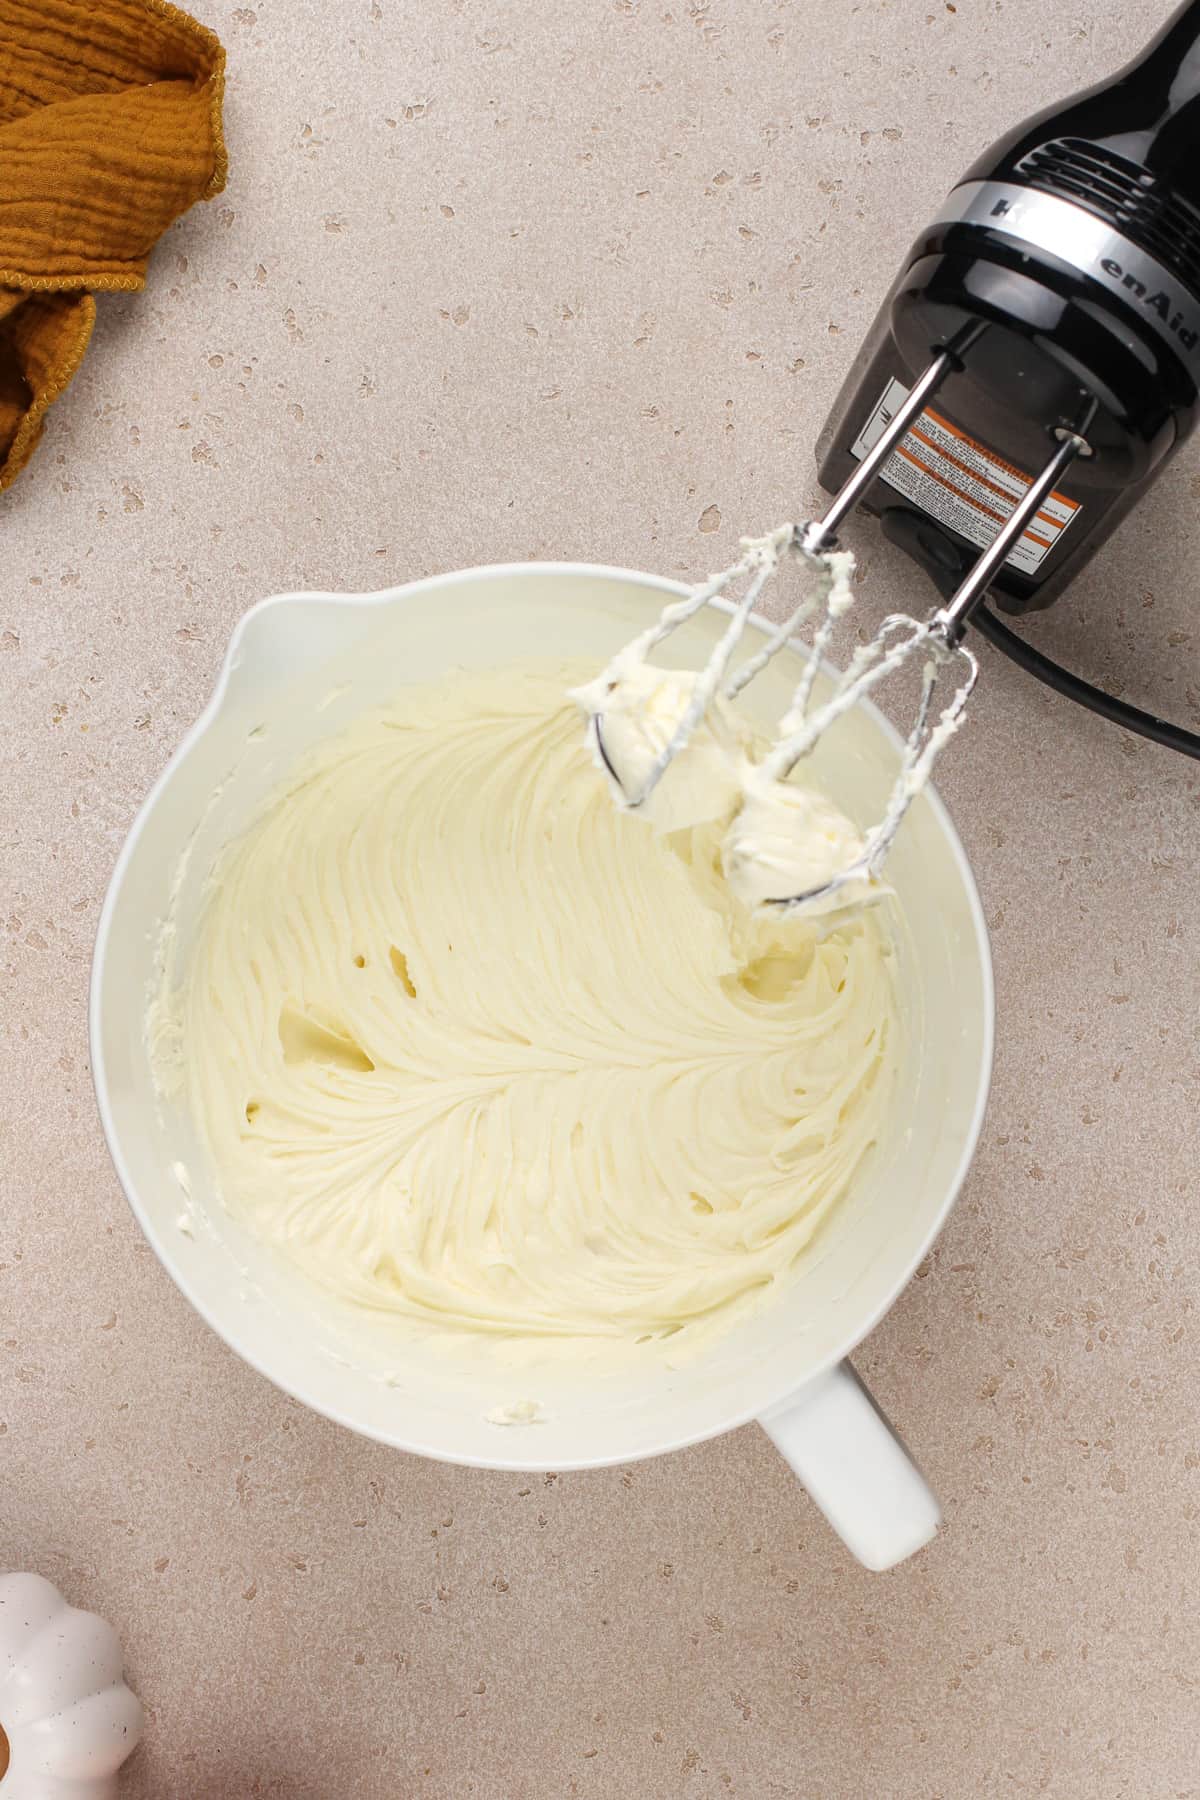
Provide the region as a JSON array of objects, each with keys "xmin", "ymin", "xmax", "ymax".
[
  {"xmin": 578, "ymin": 0, "xmax": 1200, "ymax": 890},
  {"xmin": 573, "ymin": 403, "xmax": 1079, "ymax": 912}
]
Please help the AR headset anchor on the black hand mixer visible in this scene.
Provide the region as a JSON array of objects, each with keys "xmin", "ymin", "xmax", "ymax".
[
  {"xmin": 816, "ymin": 0, "xmax": 1200, "ymax": 759},
  {"xmin": 581, "ymin": 0, "xmax": 1200, "ymax": 907}
]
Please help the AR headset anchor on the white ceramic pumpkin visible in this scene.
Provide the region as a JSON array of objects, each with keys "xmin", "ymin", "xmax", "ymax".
[{"xmin": 0, "ymin": 1573, "xmax": 143, "ymax": 1797}]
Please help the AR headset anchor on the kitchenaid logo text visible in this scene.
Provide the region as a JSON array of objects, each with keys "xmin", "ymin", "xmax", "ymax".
[
  {"xmin": 985, "ymin": 192, "xmax": 1198, "ymax": 353},
  {"xmin": 938, "ymin": 183, "xmax": 1200, "ymax": 367},
  {"xmin": 1097, "ymin": 257, "xmax": 1198, "ymax": 352}
]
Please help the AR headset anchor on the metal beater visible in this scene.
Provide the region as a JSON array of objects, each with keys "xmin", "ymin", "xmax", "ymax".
[
  {"xmin": 587, "ymin": 0, "xmax": 1200, "ymax": 906},
  {"xmin": 587, "ymin": 385, "xmax": 1086, "ymax": 908}
]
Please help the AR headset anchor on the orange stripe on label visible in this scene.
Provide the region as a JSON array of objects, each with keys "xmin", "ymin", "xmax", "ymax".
[
  {"xmin": 908, "ymin": 426, "xmax": 1064, "ymax": 530},
  {"xmin": 923, "ymin": 406, "xmax": 1032, "ymax": 480},
  {"xmin": 921, "ymin": 407, "xmax": 1079, "ymax": 516},
  {"xmin": 894, "ymin": 445, "xmax": 1006, "ymax": 524},
  {"xmin": 908, "ymin": 425, "xmax": 1020, "ymax": 508},
  {"xmin": 893, "ymin": 445, "xmax": 1054, "ymax": 550}
]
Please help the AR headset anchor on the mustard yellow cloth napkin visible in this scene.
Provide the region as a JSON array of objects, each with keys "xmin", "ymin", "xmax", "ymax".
[{"xmin": 0, "ymin": 0, "xmax": 226, "ymax": 489}]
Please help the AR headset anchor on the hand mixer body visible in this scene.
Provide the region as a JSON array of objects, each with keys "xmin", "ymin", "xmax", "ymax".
[{"xmin": 817, "ymin": 0, "xmax": 1200, "ymax": 619}]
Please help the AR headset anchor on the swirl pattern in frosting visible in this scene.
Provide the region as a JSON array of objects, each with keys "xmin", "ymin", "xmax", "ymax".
[{"xmin": 161, "ymin": 665, "xmax": 897, "ymax": 1350}]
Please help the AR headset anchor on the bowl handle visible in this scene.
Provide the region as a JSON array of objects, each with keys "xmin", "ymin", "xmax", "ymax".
[{"xmin": 758, "ymin": 1360, "xmax": 940, "ymax": 1570}]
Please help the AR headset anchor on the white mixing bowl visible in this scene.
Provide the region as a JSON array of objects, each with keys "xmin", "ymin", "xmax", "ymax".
[{"xmin": 91, "ymin": 563, "xmax": 993, "ymax": 1570}]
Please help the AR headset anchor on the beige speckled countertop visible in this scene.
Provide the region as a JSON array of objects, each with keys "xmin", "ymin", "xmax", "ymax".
[{"xmin": 3, "ymin": 2, "xmax": 1199, "ymax": 1794}]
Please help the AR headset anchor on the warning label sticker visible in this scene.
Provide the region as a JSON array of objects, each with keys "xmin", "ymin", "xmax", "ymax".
[{"xmin": 849, "ymin": 376, "xmax": 1081, "ymax": 575}]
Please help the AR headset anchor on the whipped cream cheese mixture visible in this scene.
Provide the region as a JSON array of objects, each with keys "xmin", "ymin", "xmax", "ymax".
[
  {"xmin": 569, "ymin": 658, "xmax": 876, "ymax": 914},
  {"xmin": 156, "ymin": 664, "xmax": 897, "ymax": 1351}
]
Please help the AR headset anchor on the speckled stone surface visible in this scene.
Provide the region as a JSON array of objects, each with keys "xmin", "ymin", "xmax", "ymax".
[{"xmin": 2, "ymin": 2, "xmax": 1199, "ymax": 1795}]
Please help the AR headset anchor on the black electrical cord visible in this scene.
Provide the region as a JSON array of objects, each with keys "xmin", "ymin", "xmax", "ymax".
[{"xmin": 970, "ymin": 603, "xmax": 1200, "ymax": 762}]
